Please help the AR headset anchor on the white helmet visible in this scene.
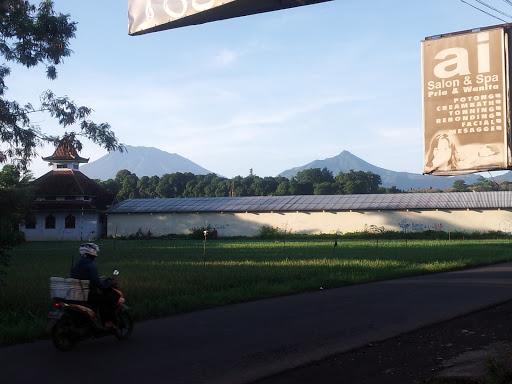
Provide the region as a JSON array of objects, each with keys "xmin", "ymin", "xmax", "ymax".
[{"xmin": 79, "ymin": 243, "xmax": 100, "ymax": 257}]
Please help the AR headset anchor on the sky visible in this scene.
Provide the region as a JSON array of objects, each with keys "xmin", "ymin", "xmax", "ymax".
[{"xmin": 6, "ymin": 0, "xmax": 508, "ymax": 178}]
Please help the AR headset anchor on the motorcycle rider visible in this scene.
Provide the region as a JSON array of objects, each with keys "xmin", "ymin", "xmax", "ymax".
[{"xmin": 70, "ymin": 243, "xmax": 118, "ymax": 329}]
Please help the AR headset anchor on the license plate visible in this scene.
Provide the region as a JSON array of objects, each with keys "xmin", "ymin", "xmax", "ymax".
[{"xmin": 48, "ymin": 311, "xmax": 62, "ymax": 320}]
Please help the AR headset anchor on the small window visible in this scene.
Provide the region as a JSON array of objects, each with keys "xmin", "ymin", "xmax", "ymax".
[
  {"xmin": 65, "ymin": 196, "xmax": 76, "ymax": 200},
  {"xmin": 25, "ymin": 214, "xmax": 36, "ymax": 229},
  {"xmin": 57, "ymin": 164, "xmax": 67, "ymax": 169},
  {"xmin": 65, "ymin": 214, "xmax": 75, "ymax": 229},
  {"xmin": 45, "ymin": 215, "xmax": 56, "ymax": 229},
  {"xmin": 73, "ymin": 164, "xmax": 79, "ymax": 170},
  {"xmin": 83, "ymin": 196, "xmax": 90, "ymax": 200}
]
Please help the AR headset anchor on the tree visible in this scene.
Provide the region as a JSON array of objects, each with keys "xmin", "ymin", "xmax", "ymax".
[
  {"xmin": 379, "ymin": 185, "xmax": 401, "ymax": 194},
  {"xmin": 99, "ymin": 178, "xmax": 120, "ymax": 200},
  {"xmin": 336, "ymin": 170, "xmax": 381, "ymax": 194},
  {"xmin": 260, "ymin": 176, "xmax": 278, "ymax": 196},
  {"xmin": 314, "ymin": 181, "xmax": 335, "ymax": 195},
  {"xmin": 0, "ymin": 164, "xmax": 33, "ymax": 283},
  {"xmin": 290, "ymin": 180, "xmax": 314, "ymax": 195},
  {"xmin": 0, "ymin": 1, "xmax": 123, "ymax": 170},
  {"xmin": 0, "ymin": 164, "xmax": 18, "ymax": 188},
  {"xmin": 275, "ymin": 180, "xmax": 290, "ymax": 196},
  {"xmin": 213, "ymin": 179, "xmax": 229, "ymax": 197},
  {"xmin": 471, "ymin": 178, "xmax": 498, "ymax": 192},
  {"xmin": 115, "ymin": 170, "xmax": 139, "ymax": 200},
  {"xmin": 157, "ymin": 174, "xmax": 177, "ymax": 197},
  {"xmin": 452, "ymin": 180, "xmax": 469, "ymax": 192},
  {"xmin": 294, "ymin": 168, "xmax": 334, "ymax": 185},
  {"xmin": 500, "ymin": 181, "xmax": 512, "ymax": 191}
]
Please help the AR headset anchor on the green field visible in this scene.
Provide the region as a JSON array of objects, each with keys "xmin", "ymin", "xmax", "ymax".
[{"xmin": 1, "ymin": 238, "xmax": 511, "ymax": 345}]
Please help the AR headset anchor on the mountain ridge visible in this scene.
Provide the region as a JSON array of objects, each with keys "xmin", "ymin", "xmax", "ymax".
[
  {"xmin": 80, "ymin": 145, "xmax": 211, "ymax": 180},
  {"xmin": 80, "ymin": 146, "xmax": 510, "ymax": 190},
  {"xmin": 279, "ymin": 150, "xmax": 486, "ymax": 190}
]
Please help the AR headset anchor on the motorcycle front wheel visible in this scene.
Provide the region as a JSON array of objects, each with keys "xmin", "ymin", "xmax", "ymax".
[
  {"xmin": 52, "ymin": 317, "xmax": 76, "ymax": 351},
  {"xmin": 115, "ymin": 311, "xmax": 133, "ymax": 340}
]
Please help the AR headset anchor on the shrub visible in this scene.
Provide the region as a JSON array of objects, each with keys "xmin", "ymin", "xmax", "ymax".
[
  {"xmin": 189, "ymin": 225, "xmax": 218, "ymax": 240},
  {"xmin": 258, "ymin": 225, "xmax": 288, "ymax": 239},
  {"xmin": 127, "ymin": 228, "xmax": 153, "ymax": 240}
]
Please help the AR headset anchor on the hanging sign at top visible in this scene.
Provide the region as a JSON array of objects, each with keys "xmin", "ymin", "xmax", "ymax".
[
  {"xmin": 422, "ymin": 27, "xmax": 512, "ymax": 175},
  {"xmin": 128, "ymin": 0, "xmax": 332, "ymax": 35}
]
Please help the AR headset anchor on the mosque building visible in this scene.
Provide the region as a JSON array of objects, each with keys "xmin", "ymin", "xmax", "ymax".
[{"xmin": 20, "ymin": 139, "xmax": 113, "ymax": 241}]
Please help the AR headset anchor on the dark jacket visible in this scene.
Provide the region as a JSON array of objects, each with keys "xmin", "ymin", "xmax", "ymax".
[{"xmin": 70, "ymin": 256, "xmax": 109, "ymax": 289}]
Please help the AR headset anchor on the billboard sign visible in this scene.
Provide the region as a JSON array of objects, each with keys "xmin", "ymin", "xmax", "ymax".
[
  {"xmin": 422, "ymin": 27, "xmax": 510, "ymax": 175},
  {"xmin": 128, "ymin": 0, "xmax": 332, "ymax": 35}
]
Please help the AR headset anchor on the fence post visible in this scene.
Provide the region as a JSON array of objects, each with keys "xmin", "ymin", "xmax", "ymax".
[{"xmin": 203, "ymin": 230, "xmax": 208, "ymax": 267}]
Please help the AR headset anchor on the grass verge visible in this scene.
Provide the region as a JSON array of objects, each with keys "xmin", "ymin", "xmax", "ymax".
[{"xmin": 1, "ymin": 238, "xmax": 511, "ymax": 345}]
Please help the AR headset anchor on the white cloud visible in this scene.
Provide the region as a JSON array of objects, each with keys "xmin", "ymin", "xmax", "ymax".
[{"xmin": 213, "ymin": 49, "xmax": 238, "ymax": 67}]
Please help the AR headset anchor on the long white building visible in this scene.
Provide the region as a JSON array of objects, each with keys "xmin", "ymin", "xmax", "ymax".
[{"xmin": 107, "ymin": 192, "xmax": 512, "ymax": 237}]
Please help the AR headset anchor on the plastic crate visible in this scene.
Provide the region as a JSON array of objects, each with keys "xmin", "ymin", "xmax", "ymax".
[{"xmin": 50, "ymin": 277, "xmax": 89, "ymax": 301}]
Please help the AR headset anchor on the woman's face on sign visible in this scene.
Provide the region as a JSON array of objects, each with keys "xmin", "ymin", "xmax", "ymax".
[{"xmin": 432, "ymin": 137, "xmax": 452, "ymax": 168}]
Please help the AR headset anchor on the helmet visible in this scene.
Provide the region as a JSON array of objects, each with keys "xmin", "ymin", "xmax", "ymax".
[{"xmin": 79, "ymin": 243, "xmax": 100, "ymax": 257}]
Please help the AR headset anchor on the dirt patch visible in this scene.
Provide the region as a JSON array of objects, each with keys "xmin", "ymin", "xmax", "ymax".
[{"xmin": 255, "ymin": 301, "xmax": 512, "ymax": 384}]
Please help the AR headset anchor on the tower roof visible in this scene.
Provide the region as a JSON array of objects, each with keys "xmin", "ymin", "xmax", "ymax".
[
  {"xmin": 42, "ymin": 138, "xmax": 89, "ymax": 163},
  {"xmin": 31, "ymin": 169, "xmax": 113, "ymax": 211}
]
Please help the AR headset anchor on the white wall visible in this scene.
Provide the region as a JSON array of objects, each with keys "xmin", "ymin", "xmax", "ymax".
[
  {"xmin": 107, "ymin": 209, "xmax": 512, "ymax": 237},
  {"xmin": 21, "ymin": 212, "xmax": 101, "ymax": 241}
]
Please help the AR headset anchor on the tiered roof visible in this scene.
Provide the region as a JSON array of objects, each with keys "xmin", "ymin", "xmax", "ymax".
[
  {"xmin": 42, "ymin": 139, "xmax": 89, "ymax": 163},
  {"xmin": 31, "ymin": 169, "xmax": 113, "ymax": 211}
]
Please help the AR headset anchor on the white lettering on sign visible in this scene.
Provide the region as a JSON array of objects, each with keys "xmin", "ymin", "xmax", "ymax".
[
  {"xmin": 157, "ymin": 0, "xmax": 218, "ymax": 19},
  {"xmin": 433, "ymin": 32, "xmax": 490, "ymax": 79}
]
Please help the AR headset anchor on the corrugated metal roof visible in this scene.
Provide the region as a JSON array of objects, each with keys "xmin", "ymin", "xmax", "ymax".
[{"xmin": 108, "ymin": 192, "xmax": 512, "ymax": 214}]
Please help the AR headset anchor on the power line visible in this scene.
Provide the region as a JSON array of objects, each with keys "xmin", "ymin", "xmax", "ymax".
[
  {"xmin": 502, "ymin": 0, "xmax": 512, "ymax": 8},
  {"xmin": 459, "ymin": 0, "xmax": 507, "ymax": 22},
  {"xmin": 473, "ymin": 0, "xmax": 512, "ymax": 19}
]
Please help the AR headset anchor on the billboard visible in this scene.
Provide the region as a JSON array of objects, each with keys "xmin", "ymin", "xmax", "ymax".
[
  {"xmin": 422, "ymin": 27, "xmax": 511, "ymax": 175},
  {"xmin": 128, "ymin": 0, "xmax": 332, "ymax": 35}
]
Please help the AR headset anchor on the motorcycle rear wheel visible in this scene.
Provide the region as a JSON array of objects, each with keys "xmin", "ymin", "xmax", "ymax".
[
  {"xmin": 52, "ymin": 317, "xmax": 76, "ymax": 351},
  {"xmin": 115, "ymin": 311, "xmax": 133, "ymax": 340}
]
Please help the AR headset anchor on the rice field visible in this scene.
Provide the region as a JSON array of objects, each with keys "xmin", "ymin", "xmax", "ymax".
[{"xmin": 1, "ymin": 238, "xmax": 511, "ymax": 345}]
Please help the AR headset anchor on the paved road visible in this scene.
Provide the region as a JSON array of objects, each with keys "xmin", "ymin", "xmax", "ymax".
[{"xmin": 4, "ymin": 263, "xmax": 512, "ymax": 384}]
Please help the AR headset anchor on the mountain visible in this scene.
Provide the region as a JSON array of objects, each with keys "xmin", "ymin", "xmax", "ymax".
[
  {"xmin": 494, "ymin": 171, "xmax": 512, "ymax": 183},
  {"xmin": 279, "ymin": 151, "xmax": 482, "ymax": 190},
  {"xmin": 80, "ymin": 146, "xmax": 212, "ymax": 180}
]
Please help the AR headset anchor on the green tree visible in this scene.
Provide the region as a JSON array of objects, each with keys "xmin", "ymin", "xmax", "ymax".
[
  {"xmin": 213, "ymin": 179, "xmax": 229, "ymax": 197},
  {"xmin": 290, "ymin": 180, "xmax": 314, "ymax": 195},
  {"xmin": 0, "ymin": 1, "xmax": 123, "ymax": 170},
  {"xmin": 183, "ymin": 179, "xmax": 198, "ymax": 197},
  {"xmin": 379, "ymin": 185, "xmax": 401, "ymax": 194},
  {"xmin": 115, "ymin": 170, "xmax": 139, "ymax": 200},
  {"xmin": 157, "ymin": 174, "xmax": 176, "ymax": 197},
  {"xmin": 471, "ymin": 178, "xmax": 498, "ymax": 192},
  {"xmin": 500, "ymin": 181, "xmax": 512, "ymax": 191},
  {"xmin": 0, "ymin": 1, "xmax": 123, "ymax": 279},
  {"xmin": 260, "ymin": 176, "xmax": 278, "ymax": 195},
  {"xmin": 230, "ymin": 176, "xmax": 245, "ymax": 197},
  {"xmin": 0, "ymin": 164, "xmax": 23, "ymax": 188},
  {"xmin": 0, "ymin": 164, "xmax": 33, "ymax": 283},
  {"xmin": 137, "ymin": 176, "xmax": 151, "ymax": 198},
  {"xmin": 314, "ymin": 181, "xmax": 335, "ymax": 195},
  {"xmin": 452, "ymin": 180, "xmax": 469, "ymax": 192},
  {"xmin": 100, "ymin": 178, "xmax": 120, "ymax": 200},
  {"xmin": 275, "ymin": 180, "xmax": 290, "ymax": 196},
  {"xmin": 294, "ymin": 168, "xmax": 334, "ymax": 185},
  {"xmin": 336, "ymin": 170, "xmax": 381, "ymax": 194}
]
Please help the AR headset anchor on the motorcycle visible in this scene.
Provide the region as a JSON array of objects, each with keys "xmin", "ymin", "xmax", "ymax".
[{"xmin": 47, "ymin": 269, "xmax": 133, "ymax": 351}]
